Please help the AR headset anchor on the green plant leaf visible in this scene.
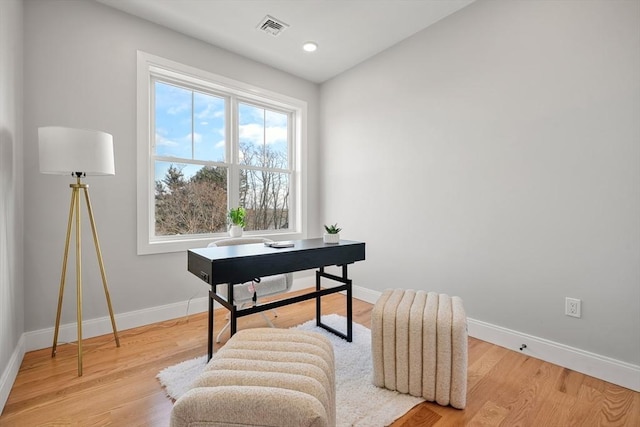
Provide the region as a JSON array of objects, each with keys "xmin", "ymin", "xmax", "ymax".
[
  {"xmin": 228, "ymin": 207, "xmax": 246, "ymax": 228},
  {"xmin": 324, "ymin": 223, "xmax": 341, "ymax": 234}
]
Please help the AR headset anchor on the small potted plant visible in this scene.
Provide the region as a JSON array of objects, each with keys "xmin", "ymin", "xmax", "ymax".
[
  {"xmin": 228, "ymin": 207, "xmax": 246, "ymax": 237},
  {"xmin": 323, "ymin": 223, "xmax": 342, "ymax": 244}
]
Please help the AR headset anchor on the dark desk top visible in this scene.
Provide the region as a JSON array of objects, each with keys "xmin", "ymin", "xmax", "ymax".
[{"xmin": 188, "ymin": 238, "xmax": 365, "ymax": 285}]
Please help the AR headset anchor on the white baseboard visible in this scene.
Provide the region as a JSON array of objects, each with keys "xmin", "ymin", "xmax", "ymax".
[
  {"xmin": 17, "ymin": 282, "xmax": 640, "ymax": 392},
  {"xmin": 466, "ymin": 318, "xmax": 640, "ymax": 392},
  {"xmin": 24, "ymin": 296, "xmax": 210, "ymax": 352},
  {"xmin": 351, "ymin": 284, "xmax": 382, "ymax": 306},
  {"xmin": 353, "ymin": 286, "xmax": 640, "ymax": 392},
  {"xmin": 23, "ymin": 278, "xmax": 314, "ymax": 353},
  {"xmin": 0, "ymin": 334, "xmax": 25, "ymax": 414}
]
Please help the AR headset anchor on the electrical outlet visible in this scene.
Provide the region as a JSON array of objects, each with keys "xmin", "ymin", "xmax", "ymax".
[{"xmin": 565, "ymin": 297, "xmax": 581, "ymax": 318}]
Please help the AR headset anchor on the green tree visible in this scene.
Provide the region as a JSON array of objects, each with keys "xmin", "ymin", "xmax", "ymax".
[
  {"xmin": 155, "ymin": 164, "xmax": 228, "ymax": 235},
  {"xmin": 154, "ymin": 154, "xmax": 289, "ymax": 236},
  {"xmin": 239, "ymin": 141, "xmax": 289, "ymax": 231}
]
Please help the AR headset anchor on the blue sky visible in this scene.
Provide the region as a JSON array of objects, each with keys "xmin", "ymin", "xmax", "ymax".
[{"xmin": 154, "ymin": 81, "xmax": 288, "ymax": 183}]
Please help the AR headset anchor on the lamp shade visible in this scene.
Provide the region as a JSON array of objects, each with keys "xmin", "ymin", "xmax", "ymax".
[{"xmin": 38, "ymin": 126, "xmax": 115, "ymax": 175}]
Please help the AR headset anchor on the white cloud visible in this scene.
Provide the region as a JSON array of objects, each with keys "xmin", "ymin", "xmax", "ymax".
[
  {"xmin": 155, "ymin": 132, "xmax": 179, "ymax": 147},
  {"xmin": 265, "ymin": 126, "xmax": 288, "ymax": 144},
  {"xmin": 195, "ymin": 101, "xmax": 224, "ymax": 120},
  {"xmin": 239, "ymin": 124, "xmax": 287, "ymax": 145},
  {"xmin": 155, "ymin": 132, "xmax": 202, "ymax": 147},
  {"xmin": 239, "ymin": 123, "xmax": 261, "ymax": 144},
  {"xmin": 167, "ymin": 103, "xmax": 189, "ymax": 115},
  {"xmin": 266, "ymin": 111, "xmax": 287, "ymax": 127}
]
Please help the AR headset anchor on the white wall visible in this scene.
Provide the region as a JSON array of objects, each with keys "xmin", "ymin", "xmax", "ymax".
[
  {"xmin": 0, "ymin": 0, "xmax": 25, "ymax": 410},
  {"xmin": 22, "ymin": 0, "xmax": 320, "ymax": 332},
  {"xmin": 320, "ymin": 0, "xmax": 639, "ymax": 367}
]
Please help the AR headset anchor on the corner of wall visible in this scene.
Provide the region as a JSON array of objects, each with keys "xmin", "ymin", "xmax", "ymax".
[{"xmin": 0, "ymin": 335, "xmax": 25, "ymax": 415}]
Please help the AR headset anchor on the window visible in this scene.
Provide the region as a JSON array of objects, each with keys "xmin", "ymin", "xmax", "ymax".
[{"xmin": 137, "ymin": 52, "xmax": 307, "ymax": 254}]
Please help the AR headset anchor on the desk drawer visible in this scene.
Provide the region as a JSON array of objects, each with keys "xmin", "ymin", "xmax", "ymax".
[{"xmin": 187, "ymin": 251, "xmax": 213, "ymax": 284}]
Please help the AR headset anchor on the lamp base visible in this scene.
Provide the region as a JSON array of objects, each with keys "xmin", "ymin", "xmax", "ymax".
[{"xmin": 51, "ymin": 176, "xmax": 120, "ymax": 376}]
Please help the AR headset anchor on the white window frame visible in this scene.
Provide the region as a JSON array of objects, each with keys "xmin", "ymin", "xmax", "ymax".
[{"xmin": 137, "ymin": 51, "xmax": 307, "ymax": 255}]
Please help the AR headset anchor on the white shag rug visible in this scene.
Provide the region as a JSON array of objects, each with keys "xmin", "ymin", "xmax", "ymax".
[{"xmin": 157, "ymin": 314, "xmax": 424, "ymax": 427}]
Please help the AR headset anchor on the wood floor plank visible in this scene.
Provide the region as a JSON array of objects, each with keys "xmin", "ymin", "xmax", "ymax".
[
  {"xmin": 392, "ymin": 403, "xmax": 442, "ymax": 426},
  {"xmin": 497, "ymin": 359, "xmax": 562, "ymax": 426},
  {"xmin": 599, "ymin": 382, "xmax": 639, "ymax": 426},
  {"xmin": 466, "ymin": 401, "xmax": 509, "ymax": 426},
  {"xmin": 1, "ymin": 290, "xmax": 638, "ymax": 426},
  {"xmin": 556, "ymin": 367, "xmax": 585, "ymax": 397}
]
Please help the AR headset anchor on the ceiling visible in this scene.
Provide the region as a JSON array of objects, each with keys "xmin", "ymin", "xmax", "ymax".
[{"xmin": 96, "ymin": 0, "xmax": 474, "ymax": 83}]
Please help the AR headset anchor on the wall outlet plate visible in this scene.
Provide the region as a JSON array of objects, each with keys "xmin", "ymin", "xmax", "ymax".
[{"xmin": 565, "ymin": 297, "xmax": 581, "ymax": 318}]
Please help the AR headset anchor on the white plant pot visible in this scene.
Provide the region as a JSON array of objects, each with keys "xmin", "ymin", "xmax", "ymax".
[
  {"xmin": 229, "ymin": 225, "xmax": 243, "ymax": 237},
  {"xmin": 323, "ymin": 233, "xmax": 340, "ymax": 244}
]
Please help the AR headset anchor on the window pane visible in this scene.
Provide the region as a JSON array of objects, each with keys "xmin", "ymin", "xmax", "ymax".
[
  {"xmin": 194, "ymin": 91, "xmax": 226, "ymax": 162},
  {"xmin": 154, "ymin": 161, "xmax": 228, "ymax": 236},
  {"xmin": 238, "ymin": 103, "xmax": 264, "ymax": 167},
  {"xmin": 238, "ymin": 103, "xmax": 288, "ymax": 168},
  {"xmin": 154, "ymin": 81, "xmax": 193, "ymax": 158},
  {"xmin": 265, "ymin": 110, "xmax": 288, "ymax": 166},
  {"xmin": 239, "ymin": 169, "xmax": 289, "ymax": 231}
]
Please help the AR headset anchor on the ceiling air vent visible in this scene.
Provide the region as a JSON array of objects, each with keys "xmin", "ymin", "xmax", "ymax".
[{"xmin": 257, "ymin": 15, "xmax": 289, "ymax": 37}]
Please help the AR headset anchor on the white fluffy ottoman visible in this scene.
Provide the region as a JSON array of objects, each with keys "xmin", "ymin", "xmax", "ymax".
[
  {"xmin": 371, "ymin": 289, "xmax": 468, "ymax": 409},
  {"xmin": 170, "ymin": 328, "xmax": 336, "ymax": 427}
]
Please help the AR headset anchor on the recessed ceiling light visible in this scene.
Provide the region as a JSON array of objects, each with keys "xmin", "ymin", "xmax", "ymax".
[{"xmin": 303, "ymin": 42, "xmax": 318, "ymax": 52}]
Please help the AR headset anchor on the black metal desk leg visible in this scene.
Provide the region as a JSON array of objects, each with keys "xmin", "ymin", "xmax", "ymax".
[
  {"xmin": 344, "ymin": 265, "xmax": 353, "ymax": 342},
  {"xmin": 228, "ymin": 282, "xmax": 237, "ymax": 338},
  {"xmin": 316, "ymin": 267, "xmax": 323, "ymax": 327},
  {"xmin": 208, "ymin": 289, "xmax": 214, "ymax": 360}
]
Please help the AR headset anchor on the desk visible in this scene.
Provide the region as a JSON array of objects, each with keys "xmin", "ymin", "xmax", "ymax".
[{"xmin": 188, "ymin": 238, "xmax": 366, "ymax": 360}]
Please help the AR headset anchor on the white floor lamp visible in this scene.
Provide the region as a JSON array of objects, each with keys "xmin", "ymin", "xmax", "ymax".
[{"xmin": 38, "ymin": 126, "xmax": 120, "ymax": 376}]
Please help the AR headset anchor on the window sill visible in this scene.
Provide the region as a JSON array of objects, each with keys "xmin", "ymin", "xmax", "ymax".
[{"xmin": 137, "ymin": 231, "xmax": 306, "ymax": 255}]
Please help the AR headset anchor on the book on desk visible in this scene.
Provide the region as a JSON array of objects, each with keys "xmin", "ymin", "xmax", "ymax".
[{"xmin": 264, "ymin": 241, "xmax": 295, "ymax": 248}]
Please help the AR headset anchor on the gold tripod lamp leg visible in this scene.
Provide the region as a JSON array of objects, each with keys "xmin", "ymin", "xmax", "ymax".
[
  {"xmin": 83, "ymin": 186, "xmax": 120, "ymax": 347},
  {"xmin": 51, "ymin": 186, "xmax": 78, "ymax": 358},
  {"xmin": 51, "ymin": 178, "xmax": 120, "ymax": 376},
  {"xmin": 75, "ymin": 181, "xmax": 83, "ymax": 376}
]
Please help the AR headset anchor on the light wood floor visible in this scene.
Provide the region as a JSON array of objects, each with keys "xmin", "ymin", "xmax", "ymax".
[{"xmin": 1, "ymin": 290, "xmax": 638, "ymax": 426}]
